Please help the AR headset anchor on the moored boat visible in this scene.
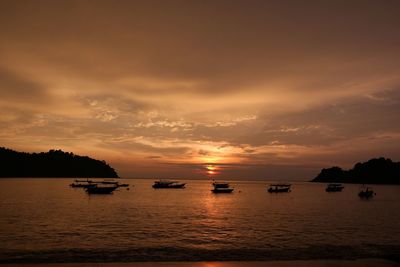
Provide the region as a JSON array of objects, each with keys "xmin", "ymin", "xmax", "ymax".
[
  {"xmin": 86, "ymin": 184, "xmax": 118, "ymax": 194},
  {"xmin": 99, "ymin": 179, "xmax": 129, "ymax": 187},
  {"xmin": 152, "ymin": 180, "xmax": 186, "ymax": 189},
  {"xmin": 211, "ymin": 181, "xmax": 234, "ymax": 193},
  {"xmin": 267, "ymin": 184, "xmax": 291, "ymax": 193},
  {"xmin": 358, "ymin": 186, "xmax": 375, "ymax": 199},
  {"xmin": 69, "ymin": 179, "xmax": 96, "ymax": 188},
  {"xmin": 326, "ymin": 183, "xmax": 344, "ymax": 192}
]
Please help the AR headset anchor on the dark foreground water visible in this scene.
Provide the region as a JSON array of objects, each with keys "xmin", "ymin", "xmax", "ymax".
[{"xmin": 0, "ymin": 179, "xmax": 399, "ymax": 263}]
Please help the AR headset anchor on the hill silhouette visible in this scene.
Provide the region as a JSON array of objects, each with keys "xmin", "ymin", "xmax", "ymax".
[
  {"xmin": 312, "ymin": 157, "xmax": 400, "ymax": 184},
  {"xmin": 0, "ymin": 147, "xmax": 118, "ymax": 178}
]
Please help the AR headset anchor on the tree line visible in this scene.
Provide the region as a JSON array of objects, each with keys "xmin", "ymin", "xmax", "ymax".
[
  {"xmin": 312, "ymin": 157, "xmax": 400, "ymax": 184},
  {"xmin": 0, "ymin": 147, "xmax": 119, "ymax": 178}
]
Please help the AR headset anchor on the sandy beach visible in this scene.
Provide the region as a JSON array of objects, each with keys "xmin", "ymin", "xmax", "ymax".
[{"xmin": 1, "ymin": 260, "xmax": 399, "ymax": 267}]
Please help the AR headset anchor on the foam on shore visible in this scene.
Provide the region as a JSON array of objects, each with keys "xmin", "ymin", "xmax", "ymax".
[{"xmin": 1, "ymin": 259, "xmax": 398, "ymax": 267}]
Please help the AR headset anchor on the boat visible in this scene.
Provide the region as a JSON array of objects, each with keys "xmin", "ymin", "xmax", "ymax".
[
  {"xmin": 211, "ymin": 181, "xmax": 234, "ymax": 193},
  {"xmin": 267, "ymin": 184, "xmax": 291, "ymax": 193},
  {"xmin": 325, "ymin": 183, "xmax": 344, "ymax": 192},
  {"xmin": 99, "ymin": 179, "xmax": 129, "ymax": 187},
  {"xmin": 358, "ymin": 186, "xmax": 375, "ymax": 198},
  {"xmin": 86, "ymin": 184, "xmax": 118, "ymax": 194},
  {"xmin": 69, "ymin": 179, "xmax": 96, "ymax": 188},
  {"xmin": 152, "ymin": 180, "xmax": 186, "ymax": 189},
  {"xmin": 100, "ymin": 179, "xmax": 119, "ymax": 185}
]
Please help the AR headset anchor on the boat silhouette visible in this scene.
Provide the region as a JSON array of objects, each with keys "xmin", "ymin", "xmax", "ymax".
[
  {"xmin": 267, "ymin": 184, "xmax": 291, "ymax": 193},
  {"xmin": 358, "ymin": 186, "xmax": 375, "ymax": 199},
  {"xmin": 211, "ymin": 181, "xmax": 234, "ymax": 193},
  {"xmin": 152, "ymin": 180, "xmax": 186, "ymax": 189},
  {"xmin": 85, "ymin": 184, "xmax": 118, "ymax": 194},
  {"xmin": 325, "ymin": 183, "xmax": 344, "ymax": 192}
]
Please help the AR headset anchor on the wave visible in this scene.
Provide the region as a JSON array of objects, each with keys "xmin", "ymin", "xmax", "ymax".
[{"xmin": 1, "ymin": 244, "xmax": 399, "ymax": 263}]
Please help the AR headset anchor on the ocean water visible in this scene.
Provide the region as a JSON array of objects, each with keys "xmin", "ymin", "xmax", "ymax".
[{"xmin": 0, "ymin": 178, "xmax": 399, "ymax": 263}]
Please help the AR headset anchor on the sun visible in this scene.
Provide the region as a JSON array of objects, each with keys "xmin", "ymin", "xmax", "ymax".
[
  {"xmin": 206, "ymin": 165, "xmax": 216, "ymax": 171},
  {"xmin": 205, "ymin": 165, "xmax": 219, "ymax": 176}
]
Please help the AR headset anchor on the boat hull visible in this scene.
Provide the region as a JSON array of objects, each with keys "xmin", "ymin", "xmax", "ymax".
[
  {"xmin": 70, "ymin": 184, "xmax": 85, "ymax": 188},
  {"xmin": 326, "ymin": 187, "xmax": 344, "ymax": 192},
  {"xmin": 152, "ymin": 183, "xmax": 186, "ymax": 189},
  {"xmin": 86, "ymin": 186, "xmax": 118, "ymax": 194},
  {"xmin": 358, "ymin": 191, "xmax": 374, "ymax": 198},
  {"xmin": 268, "ymin": 188, "xmax": 290, "ymax": 193},
  {"xmin": 70, "ymin": 183, "xmax": 96, "ymax": 188},
  {"xmin": 211, "ymin": 188, "xmax": 234, "ymax": 193}
]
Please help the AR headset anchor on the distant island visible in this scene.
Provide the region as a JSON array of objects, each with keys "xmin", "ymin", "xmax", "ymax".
[
  {"xmin": 0, "ymin": 147, "xmax": 119, "ymax": 178},
  {"xmin": 311, "ymin": 157, "xmax": 400, "ymax": 184}
]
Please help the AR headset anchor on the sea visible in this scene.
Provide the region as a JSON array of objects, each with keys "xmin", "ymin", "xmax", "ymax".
[{"xmin": 0, "ymin": 178, "xmax": 399, "ymax": 263}]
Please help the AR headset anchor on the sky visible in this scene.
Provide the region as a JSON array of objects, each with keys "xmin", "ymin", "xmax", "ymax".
[{"xmin": 1, "ymin": 0, "xmax": 400, "ymax": 180}]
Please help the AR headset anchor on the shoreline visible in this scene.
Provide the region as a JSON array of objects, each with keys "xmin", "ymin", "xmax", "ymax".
[{"xmin": 0, "ymin": 259, "xmax": 399, "ymax": 267}]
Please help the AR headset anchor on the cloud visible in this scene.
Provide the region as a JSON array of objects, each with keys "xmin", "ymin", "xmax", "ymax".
[{"xmin": 0, "ymin": 67, "xmax": 49, "ymax": 104}]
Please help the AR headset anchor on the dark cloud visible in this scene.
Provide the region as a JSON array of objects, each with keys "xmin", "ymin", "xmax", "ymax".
[
  {"xmin": 198, "ymin": 150, "xmax": 210, "ymax": 156},
  {"xmin": 101, "ymin": 139, "xmax": 191, "ymax": 156},
  {"xmin": 0, "ymin": 67, "xmax": 48, "ymax": 103},
  {"xmin": 80, "ymin": 94, "xmax": 151, "ymax": 114},
  {"xmin": 255, "ymin": 90, "xmax": 400, "ymax": 146},
  {"xmin": 1, "ymin": 0, "xmax": 399, "ymax": 94}
]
